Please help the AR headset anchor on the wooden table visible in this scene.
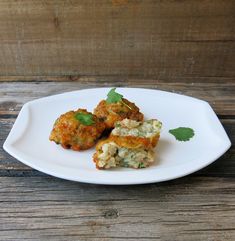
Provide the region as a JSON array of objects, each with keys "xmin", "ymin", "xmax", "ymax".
[{"xmin": 0, "ymin": 80, "xmax": 234, "ymax": 241}]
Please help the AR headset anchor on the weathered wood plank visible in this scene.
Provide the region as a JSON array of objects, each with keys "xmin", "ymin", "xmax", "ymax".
[
  {"xmin": 0, "ymin": 0, "xmax": 234, "ymax": 79},
  {"xmin": 0, "ymin": 176, "xmax": 234, "ymax": 241},
  {"xmin": 0, "ymin": 81, "xmax": 234, "ymax": 116},
  {"xmin": 0, "ymin": 76, "xmax": 235, "ymax": 83}
]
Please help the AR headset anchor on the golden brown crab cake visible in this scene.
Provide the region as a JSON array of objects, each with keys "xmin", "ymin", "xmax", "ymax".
[
  {"xmin": 93, "ymin": 139, "xmax": 155, "ymax": 169},
  {"xmin": 109, "ymin": 119, "xmax": 162, "ymax": 149},
  {"xmin": 94, "ymin": 98, "xmax": 144, "ymax": 129},
  {"xmin": 49, "ymin": 109, "xmax": 105, "ymax": 151}
]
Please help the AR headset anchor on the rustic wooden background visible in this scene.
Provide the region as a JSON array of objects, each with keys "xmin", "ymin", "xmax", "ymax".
[
  {"xmin": 0, "ymin": 0, "xmax": 234, "ymax": 81},
  {"xmin": 0, "ymin": 0, "xmax": 235, "ymax": 240}
]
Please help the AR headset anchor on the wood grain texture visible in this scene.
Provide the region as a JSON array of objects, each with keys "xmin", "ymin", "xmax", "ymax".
[
  {"xmin": 1, "ymin": 75, "xmax": 235, "ymax": 83},
  {"xmin": 0, "ymin": 81, "xmax": 234, "ymax": 116},
  {"xmin": 0, "ymin": 176, "xmax": 234, "ymax": 241},
  {"xmin": 0, "ymin": 0, "xmax": 234, "ymax": 80}
]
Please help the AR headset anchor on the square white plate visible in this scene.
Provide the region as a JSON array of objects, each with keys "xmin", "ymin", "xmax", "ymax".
[{"xmin": 3, "ymin": 88, "xmax": 231, "ymax": 185}]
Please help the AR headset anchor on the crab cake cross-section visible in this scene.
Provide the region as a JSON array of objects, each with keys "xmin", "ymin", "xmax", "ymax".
[
  {"xmin": 49, "ymin": 109, "xmax": 105, "ymax": 151},
  {"xmin": 110, "ymin": 119, "xmax": 162, "ymax": 149},
  {"xmin": 93, "ymin": 119, "xmax": 162, "ymax": 169},
  {"xmin": 93, "ymin": 140, "xmax": 155, "ymax": 169}
]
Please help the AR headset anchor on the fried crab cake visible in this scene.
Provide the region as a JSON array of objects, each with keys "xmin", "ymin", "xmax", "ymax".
[
  {"xmin": 94, "ymin": 98, "xmax": 144, "ymax": 129},
  {"xmin": 49, "ymin": 109, "xmax": 105, "ymax": 151},
  {"xmin": 110, "ymin": 119, "xmax": 162, "ymax": 149},
  {"xmin": 93, "ymin": 139, "xmax": 155, "ymax": 169}
]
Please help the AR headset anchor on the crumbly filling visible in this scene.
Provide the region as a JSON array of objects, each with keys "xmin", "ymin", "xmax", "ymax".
[
  {"xmin": 112, "ymin": 119, "xmax": 162, "ymax": 138},
  {"xmin": 97, "ymin": 142, "xmax": 154, "ymax": 169}
]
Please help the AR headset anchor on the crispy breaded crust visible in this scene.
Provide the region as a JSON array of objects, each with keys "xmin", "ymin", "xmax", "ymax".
[
  {"xmin": 109, "ymin": 134, "xmax": 160, "ymax": 149},
  {"xmin": 50, "ymin": 109, "xmax": 105, "ymax": 151},
  {"xmin": 94, "ymin": 98, "xmax": 144, "ymax": 129},
  {"xmin": 94, "ymin": 139, "xmax": 111, "ymax": 151},
  {"xmin": 92, "ymin": 152, "xmax": 100, "ymax": 169},
  {"xmin": 93, "ymin": 152, "xmax": 105, "ymax": 170}
]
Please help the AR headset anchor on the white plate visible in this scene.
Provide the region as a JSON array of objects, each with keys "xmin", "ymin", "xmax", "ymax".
[{"xmin": 3, "ymin": 88, "xmax": 231, "ymax": 185}]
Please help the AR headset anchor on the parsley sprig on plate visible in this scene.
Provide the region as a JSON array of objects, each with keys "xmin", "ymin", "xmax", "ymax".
[{"xmin": 169, "ymin": 127, "xmax": 195, "ymax": 141}]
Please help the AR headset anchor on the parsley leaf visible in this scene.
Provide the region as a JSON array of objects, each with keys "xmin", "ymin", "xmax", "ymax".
[
  {"xmin": 169, "ymin": 127, "xmax": 195, "ymax": 142},
  {"xmin": 75, "ymin": 112, "xmax": 95, "ymax": 126},
  {"xmin": 106, "ymin": 88, "xmax": 123, "ymax": 103},
  {"xmin": 106, "ymin": 88, "xmax": 132, "ymax": 109},
  {"xmin": 138, "ymin": 162, "xmax": 146, "ymax": 168}
]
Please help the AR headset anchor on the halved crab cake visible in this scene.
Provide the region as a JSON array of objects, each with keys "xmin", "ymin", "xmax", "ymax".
[
  {"xmin": 94, "ymin": 88, "xmax": 143, "ymax": 129},
  {"xmin": 49, "ymin": 109, "xmax": 105, "ymax": 151},
  {"xmin": 110, "ymin": 119, "xmax": 162, "ymax": 149},
  {"xmin": 93, "ymin": 139, "xmax": 155, "ymax": 169}
]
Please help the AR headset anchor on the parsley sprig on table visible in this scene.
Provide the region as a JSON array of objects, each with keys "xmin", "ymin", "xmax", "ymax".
[
  {"xmin": 169, "ymin": 127, "xmax": 195, "ymax": 142},
  {"xmin": 75, "ymin": 112, "xmax": 95, "ymax": 126},
  {"xmin": 106, "ymin": 88, "xmax": 132, "ymax": 109}
]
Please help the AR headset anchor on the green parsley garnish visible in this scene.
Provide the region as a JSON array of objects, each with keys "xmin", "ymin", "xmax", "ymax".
[
  {"xmin": 169, "ymin": 127, "xmax": 195, "ymax": 142},
  {"xmin": 138, "ymin": 162, "xmax": 146, "ymax": 168},
  {"xmin": 115, "ymin": 123, "xmax": 121, "ymax": 128},
  {"xmin": 106, "ymin": 88, "xmax": 132, "ymax": 109},
  {"xmin": 106, "ymin": 88, "xmax": 123, "ymax": 103},
  {"xmin": 75, "ymin": 112, "xmax": 95, "ymax": 126}
]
